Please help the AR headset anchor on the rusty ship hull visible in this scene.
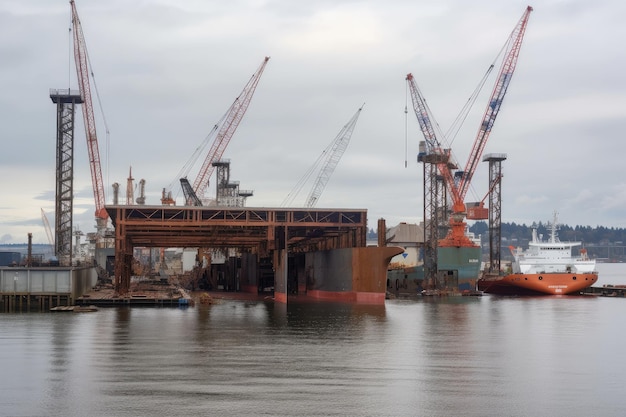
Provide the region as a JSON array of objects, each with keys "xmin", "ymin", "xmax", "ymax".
[{"xmin": 304, "ymin": 246, "xmax": 404, "ymax": 304}]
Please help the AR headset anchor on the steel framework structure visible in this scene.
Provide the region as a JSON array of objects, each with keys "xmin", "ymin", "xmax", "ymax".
[
  {"xmin": 484, "ymin": 153, "xmax": 506, "ymax": 273},
  {"xmin": 107, "ymin": 205, "xmax": 368, "ymax": 295},
  {"xmin": 70, "ymin": 0, "xmax": 108, "ymax": 234},
  {"xmin": 50, "ymin": 89, "xmax": 83, "ymax": 266}
]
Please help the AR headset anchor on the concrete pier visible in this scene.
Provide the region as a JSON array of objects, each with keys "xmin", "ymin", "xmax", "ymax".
[{"xmin": 0, "ymin": 266, "xmax": 97, "ymax": 312}]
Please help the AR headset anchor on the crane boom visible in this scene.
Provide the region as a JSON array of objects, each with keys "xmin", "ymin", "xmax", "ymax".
[
  {"xmin": 305, "ymin": 105, "xmax": 364, "ymax": 208},
  {"xmin": 192, "ymin": 57, "xmax": 270, "ymax": 199},
  {"xmin": 406, "ymin": 73, "xmax": 441, "ymax": 153},
  {"xmin": 407, "ymin": 6, "xmax": 532, "ymax": 248},
  {"xmin": 180, "ymin": 178, "xmax": 202, "ymax": 206},
  {"xmin": 406, "ymin": 74, "xmax": 457, "ymax": 199},
  {"xmin": 41, "ymin": 208, "xmax": 54, "ymax": 250},
  {"xmin": 458, "ymin": 5, "xmax": 533, "ymax": 201},
  {"xmin": 443, "ymin": 5, "xmax": 532, "ymax": 247},
  {"xmin": 70, "ymin": 0, "xmax": 107, "ymax": 224}
]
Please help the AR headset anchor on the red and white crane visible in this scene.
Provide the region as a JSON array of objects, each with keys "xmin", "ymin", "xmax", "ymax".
[
  {"xmin": 70, "ymin": 0, "xmax": 108, "ymax": 234},
  {"xmin": 408, "ymin": 6, "xmax": 533, "ymax": 247},
  {"xmin": 191, "ymin": 56, "xmax": 270, "ymax": 201}
]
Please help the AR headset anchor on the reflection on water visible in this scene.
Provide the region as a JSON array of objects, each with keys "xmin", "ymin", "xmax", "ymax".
[{"xmin": 1, "ymin": 292, "xmax": 626, "ymax": 416}]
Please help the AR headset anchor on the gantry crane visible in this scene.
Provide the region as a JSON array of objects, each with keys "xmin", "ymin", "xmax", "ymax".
[
  {"xmin": 190, "ymin": 56, "xmax": 270, "ymax": 202},
  {"xmin": 70, "ymin": 0, "xmax": 108, "ymax": 235},
  {"xmin": 409, "ymin": 6, "xmax": 532, "ymax": 245},
  {"xmin": 283, "ymin": 105, "xmax": 364, "ymax": 208}
]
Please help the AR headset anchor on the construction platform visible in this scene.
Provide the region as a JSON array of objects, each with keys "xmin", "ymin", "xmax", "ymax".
[{"xmin": 106, "ymin": 205, "xmax": 370, "ymax": 298}]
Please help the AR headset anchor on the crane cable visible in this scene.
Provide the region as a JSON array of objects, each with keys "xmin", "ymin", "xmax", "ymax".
[
  {"xmin": 404, "ymin": 86, "xmax": 408, "ymax": 168},
  {"xmin": 166, "ymin": 112, "xmax": 226, "ymax": 196},
  {"xmin": 282, "ymin": 105, "xmax": 363, "ymax": 207},
  {"xmin": 281, "ymin": 137, "xmax": 332, "ymax": 207}
]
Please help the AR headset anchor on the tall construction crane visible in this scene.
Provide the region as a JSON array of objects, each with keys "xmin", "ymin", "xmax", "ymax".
[
  {"xmin": 191, "ymin": 56, "xmax": 270, "ymax": 201},
  {"xmin": 306, "ymin": 105, "xmax": 363, "ymax": 208},
  {"xmin": 409, "ymin": 6, "xmax": 533, "ymax": 248},
  {"xmin": 70, "ymin": 0, "xmax": 108, "ymax": 235},
  {"xmin": 281, "ymin": 105, "xmax": 364, "ymax": 208}
]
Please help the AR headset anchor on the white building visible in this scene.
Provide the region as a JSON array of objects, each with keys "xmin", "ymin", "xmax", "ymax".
[{"xmin": 386, "ymin": 222, "xmax": 424, "ymax": 267}]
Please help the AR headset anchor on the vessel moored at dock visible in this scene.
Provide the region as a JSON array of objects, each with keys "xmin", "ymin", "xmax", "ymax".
[{"xmin": 478, "ymin": 212, "xmax": 598, "ymax": 295}]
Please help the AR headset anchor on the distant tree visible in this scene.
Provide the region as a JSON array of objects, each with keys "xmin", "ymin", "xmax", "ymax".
[{"xmin": 469, "ymin": 221, "xmax": 488, "ymax": 236}]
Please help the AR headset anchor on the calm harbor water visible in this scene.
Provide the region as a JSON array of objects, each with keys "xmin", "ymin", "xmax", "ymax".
[{"xmin": 1, "ymin": 263, "xmax": 625, "ymax": 417}]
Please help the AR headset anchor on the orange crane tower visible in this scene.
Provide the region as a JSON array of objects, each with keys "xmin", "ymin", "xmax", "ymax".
[
  {"xmin": 70, "ymin": 0, "xmax": 108, "ymax": 235},
  {"xmin": 409, "ymin": 6, "xmax": 533, "ymax": 248}
]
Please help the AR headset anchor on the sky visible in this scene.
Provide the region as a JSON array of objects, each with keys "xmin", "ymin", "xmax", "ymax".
[{"xmin": 0, "ymin": 0, "xmax": 625, "ymax": 245}]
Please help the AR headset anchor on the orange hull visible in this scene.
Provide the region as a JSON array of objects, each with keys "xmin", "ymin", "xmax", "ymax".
[{"xmin": 485, "ymin": 273, "xmax": 598, "ymax": 295}]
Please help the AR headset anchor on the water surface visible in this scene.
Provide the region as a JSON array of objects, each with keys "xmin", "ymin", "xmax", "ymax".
[{"xmin": 1, "ymin": 263, "xmax": 625, "ymax": 417}]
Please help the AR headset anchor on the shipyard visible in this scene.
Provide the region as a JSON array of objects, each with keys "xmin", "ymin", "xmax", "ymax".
[
  {"xmin": 2, "ymin": 2, "xmax": 626, "ymax": 416},
  {"xmin": 0, "ymin": 3, "xmax": 623, "ymax": 310},
  {"xmin": 1, "ymin": 6, "xmax": 536, "ymax": 310}
]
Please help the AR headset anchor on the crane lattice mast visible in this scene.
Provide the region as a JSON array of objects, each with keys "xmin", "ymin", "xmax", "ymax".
[
  {"xmin": 458, "ymin": 6, "xmax": 533, "ymax": 202},
  {"xmin": 70, "ymin": 0, "xmax": 107, "ymax": 233},
  {"xmin": 406, "ymin": 74, "xmax": 456, "ymax": 194},
  {"xmin": 192, "ymin": 57, "xmax": 270, "ymax": 200},
  {"xmin": 441, "ymin": 5, "xmax": 532, "ymax": 247},
  {"xmin": 305, "ymin": 105, "xmax": 364, "ymax": 208}
]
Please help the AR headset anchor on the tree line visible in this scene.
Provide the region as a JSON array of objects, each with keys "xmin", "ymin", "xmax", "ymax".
[
  {"xmin": 367, "ymin": 222, "xmax": 626, "ymax": 245},
  {"xmin": 468, "ymin": 221, "xmax": 626, "ymax": 245}
]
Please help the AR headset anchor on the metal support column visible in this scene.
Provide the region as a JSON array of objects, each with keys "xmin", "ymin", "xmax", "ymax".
[
  {"xmin": 50, "ymin": 89, "xmax": 83, "ymax": 266},
  {"xmin": 421, "ymin": 155, "xmax": 442, "ymax": 289},
  {"xmin": 483, "ymin": 153, "xmax": 506, "ymax": 274}
]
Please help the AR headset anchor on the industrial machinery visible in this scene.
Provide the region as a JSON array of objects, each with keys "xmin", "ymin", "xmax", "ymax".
[
  {"xmin": 282, "ymin": 105, "xmax": 364, "ymax": 208},
  {"xmin": 180, "ymin": 177, "xmax": 202, "ymax": 207},
  {"xmin": 169, "ymin": 57, "xmax": 270, "ymax": 205},
  {"xmin": 407, "ymin": 6, "xmax": 533, "ymax": 289},
  {"xmin": 70, "ymin": 0, "xmax": 108, "ymax": 237}
]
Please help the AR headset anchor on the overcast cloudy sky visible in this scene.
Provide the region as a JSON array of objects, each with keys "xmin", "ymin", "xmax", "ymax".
[{"xmin": 0, "ymin": 0, "xmax": 624, "ymax": 244}]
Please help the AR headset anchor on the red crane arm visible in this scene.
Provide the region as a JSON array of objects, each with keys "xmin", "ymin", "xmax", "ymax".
[
  {"xmin": 70, "ymin": 0, "xmax": 107, "ymax": 221},
  {"xmin": 192, "ymin": 57, "xmax": 270, "ymax": 199},
  {"xmin": 458, "ymin": 6, "xmax": 533, "ymax": 202}
]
